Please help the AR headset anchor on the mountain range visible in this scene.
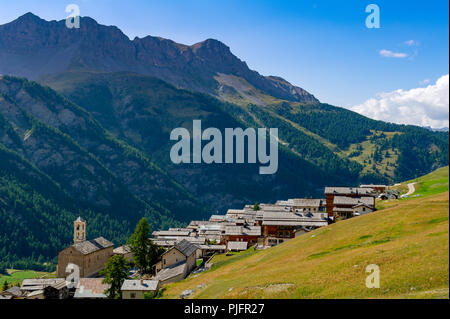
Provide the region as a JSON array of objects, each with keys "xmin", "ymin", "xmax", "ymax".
[{"xmin": 0, "ymin": 13, "xmax": 448, "ymax": 270}]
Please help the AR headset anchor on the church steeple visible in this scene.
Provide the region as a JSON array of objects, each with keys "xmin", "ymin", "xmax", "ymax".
[{"xmin": 74, "ymin": 215, "xmax": 86, "ymax": 244}]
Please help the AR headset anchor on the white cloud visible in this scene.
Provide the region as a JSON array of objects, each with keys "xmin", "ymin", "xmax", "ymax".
[
  {"xmin": 350, "ymin": 74, "xmax": 449, "ymax": 129},
  {"xmin": 404, "ymin": 40, "xmax": 418, "ymax": 46},
  {"xmin": 379, "ymin": 49, "xmax": 408, "ymax": 58},
  {"xmin": 419, "ymin": 78, "xmax": 430, "ymax": 85}
]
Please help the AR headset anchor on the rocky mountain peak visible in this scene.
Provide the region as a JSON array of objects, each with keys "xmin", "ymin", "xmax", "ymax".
[{"xmin": 0, "ymin": 13, "xmax": 318, "ymax": 103}]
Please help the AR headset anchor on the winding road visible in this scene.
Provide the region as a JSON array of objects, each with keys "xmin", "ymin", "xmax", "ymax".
[{"xmin": 405, "ymin": 182, "xmax": 417, "ymax": 196}]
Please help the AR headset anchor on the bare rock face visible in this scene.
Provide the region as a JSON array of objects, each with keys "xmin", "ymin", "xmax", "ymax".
[{"xmin": 0, "ymin": 13, "xmax": 318, "ymax": 104}]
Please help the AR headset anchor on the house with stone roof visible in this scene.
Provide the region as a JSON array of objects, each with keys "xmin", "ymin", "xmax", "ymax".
[
  {"xmin": 57, "ymin": 217, "xmax": 114, "ymax": 278},
  {"xmin": 325, "ymin": 187, "xmax": 376, "ymax": 218},
  {"xmin": 153, "ymin": 239, "xmax": 199, "ymax": 285},
  {"xmin": 331, "ymin": 195, "xmax": 376, "ymax": 219},
  {"xmin": 121, "ymin": 279, "xmax": 160, "ymax": 299}
]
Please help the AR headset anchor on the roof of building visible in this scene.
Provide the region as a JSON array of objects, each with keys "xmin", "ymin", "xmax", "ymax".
[
  {"xmin": 332, "ymin": 207, "xmax": 354, "ymax": 213},
  {"xmin": 152, "ymin": 230, "xmax": 191, "ymax": 237},
  {"xmin": 151, "ymin": 239, "xmax": 177, "ymax": 247},
  {"xmin": 227, "ymin": 241, "xmax": 248, "ymax": 251},
  {"xmin": 325, "ymin": 187, "xmax": 375, "ymax": 195},
  {"xmin": 257, "ymin": 211, "xmax": 328, "ymax": 226},
  {"xmin": 2, "ymin": 286, "xmax": 26, "ymax": 297},
  {"xmin": 154, "ymin": 262, "xmax": 186, "ymax": 282},
  {"xmin": 21, "ymin": 279, "xmax": 67, "ymax": 291},
  {"xmin": 152, "ymin": 236, "xmax": 206, "ymax": 247},
  {"xmin": 198, "ymin": 244, "xmax": 227, "ymax": 250},
  {"xmin": 173, "ymin": 239, "xmax": 199, "ymax": 257},
  {"xmin": 226, "ymin": 209, "xmax": 245, "ymax": 215},
  {"xmin": 27, "ymin": 289, "xmax": 44, "ymax": 297},
  {"xmin": 72, "ymin": 237, "xmax": 114, "ymax": 255},
  {"xmin": 113, "ymin": 245, "xmax": 132, "ymax": 255},
  {"xmin": 74, "ymin": 278, "xmax": 109, "ymax": 298},
  {"xmin": 168, "ymin": 228, "xmax": 191, "ymax": 232},
  {"xmin": 352, "ymin": 203, "xmax": 375, "ymax": 209},
  {"xmin": 209, "ymin": 215, "xmax": 227, "ymax": 221},
  {"xmin": 263, "ymin": 220, "xmax": 329, "ymax": 226},
  {"xmin": 333, "ymin": 196, "xmax": 374, "ymax": 206},
  {"xmin": 277, "ymin": 198, "xmax": 322, "ymax": 207},
  {"xmin": 259, "ymin": 204, "xmax": 290, "ymax": 212},
  {"xmin": 224, "ymin": 225, "xmax": 261, "ymax": 236},
  {"xmin": 121, "ymin": 279, "xmax": 159, "ymax": 292},
  {"xmin": 75, "ymin": 216, "xmax": 85, "ymax": 222}
]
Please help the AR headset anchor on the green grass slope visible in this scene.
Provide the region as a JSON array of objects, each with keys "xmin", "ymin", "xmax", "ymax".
[
  {"xmin": 0, "ymin": 269, "xmax": 55, "ymax": 287},
  {"xmin": 160, "ymin": 167, "xmax": 449, "ymax": 299}
]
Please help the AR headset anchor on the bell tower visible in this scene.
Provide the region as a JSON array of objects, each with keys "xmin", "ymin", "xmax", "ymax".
[{"xmin": 73, "ymin": 216, "xmax": 86, "ymax": 244}]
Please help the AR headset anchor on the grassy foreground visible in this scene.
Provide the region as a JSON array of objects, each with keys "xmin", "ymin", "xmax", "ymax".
[
  {"xmin": 160, "ymin": 167, "xmax": 449, "ymax": 299},
  {"xmin": 0, "ymin": 269, "xmax": 55, "ymax": 287}
]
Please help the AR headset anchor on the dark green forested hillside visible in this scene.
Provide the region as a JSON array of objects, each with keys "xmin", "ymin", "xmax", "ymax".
[{"xmin": 0, "ymin": 75, "xmax": 208, "ymax": 270}]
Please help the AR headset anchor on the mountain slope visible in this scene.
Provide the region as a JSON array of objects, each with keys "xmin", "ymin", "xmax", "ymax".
[
  {"xmin": 42, "ymin": 71, "xmax": 448, "ymax": 189},
  {"xmin": 0, "ymin": 75, "xmax": 213, "ymax": 270},
  {"xmin": 0, "ymin": 13, "xmax": 318, "ymax": 105},
  {"xmin": 41, "ymin": 71, "xmax": 342, "ymax": 210},
  {"xmin": 159, "ymin": 167, "xmax": 449, "ymax": 299}
]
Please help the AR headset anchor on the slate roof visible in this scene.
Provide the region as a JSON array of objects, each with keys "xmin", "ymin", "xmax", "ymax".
[
  {"xmin": 72, "ymin": 237, "xmax": 114, "ymax": 255},
  {"xmin": 227, "ymin": 241, "xmax": 248, "ymax": 251},
  {"xmin": 258, "ymin": 211, "xmax": 328, "ymax": 226},
  {"xmin": 152, "ymin": 237, "xmax": 205, "ymax": 247},
  {"xmin": 173, "ymin": 239, "xmax": 199, "ymax": 257},
  {"xmin": 74, "ymin": 278, "xmax": 109, "ymax": 298},
  {"xmin": 152, "ymin": 230, "xmax": 191, "ymax": 237},
  {"xmin": 325, "ymin": 187, "xmax": 375, "ymax": 195},
  {"xmin": 332, "ymin": 207, "xmax": 354, "ymax": 213},
  {"xmin": 209, "ymin": 215, "xmax": 227, "ymax": 221},
  {"xmin": 226, "ymin": 209, "xmax": 245, "ymax": 215},
  {"xmin": 151, "ymin": 239, "xmax": 177, "ymax": 247},
  {"xmin": 333, "ymin": 196, "xmax": 374, "ymax": 206},
  {"xmin": 224, "ymin": 225, "xmax": 261, "ymax": 236},
  {"xmin": 198, "ymin": 244, "xmax": 227, "ymax": 250},
  {"xmin": 277, "ymin": 198, "xmax": 322, "ymax": 207},
  {"xmin": 113, "ymin": 245, "xmax": 132, "ymax": 255},
  {"xmin": 154, "ymin": 262, "xmax": 186, "ymax": 282},
  {"xmin": 21, "ymin": 278, "xmax": 67, "ymax": 291},
  {"xmin": 2, "ymin": 286, "xmax": 26, "ymax": 297},
  {"xmin": 259, "ymin": 204, "xmax": 290, "ymax": 212},
  {"xmin": 121, "ymin": 279, "xmax": 159, "ymax": 291}
]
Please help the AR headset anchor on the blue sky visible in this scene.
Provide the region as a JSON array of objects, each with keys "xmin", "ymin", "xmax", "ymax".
[{"xmin": 1, "ymin": 0, "xmax": 448, "ymax": 113}]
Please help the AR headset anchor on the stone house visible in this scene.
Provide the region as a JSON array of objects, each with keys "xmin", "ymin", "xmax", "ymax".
[
  {"xmin": 57, "ymin": 217, "xmax": 114, "ymax": 278},
  {"xmin": 325, "ymin": 187, "xmax": 376, "ymax": 217},
  {"xmin": 121, "ymin": 279, "xmax": 160, "ymax": 299},
  {"xmin": 154, "ymin": 239, "xmax": 199, "ymax": 285}
]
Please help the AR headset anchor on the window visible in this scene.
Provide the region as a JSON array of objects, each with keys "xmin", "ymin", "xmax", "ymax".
[{"xmin": 130, "ymin": 293, "xmax": 136, "ymax": 299}]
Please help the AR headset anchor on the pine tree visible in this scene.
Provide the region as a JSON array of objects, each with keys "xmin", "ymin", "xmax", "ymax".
[
  {"xmin": 100, "ymin": 255, "xmax": 130, "ymax": 299},
  {"xmin": 128, "ymin": 218, "xmax": 151, "ymax": 274}
]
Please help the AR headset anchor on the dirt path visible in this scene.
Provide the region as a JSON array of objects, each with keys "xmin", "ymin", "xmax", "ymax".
[{"xmin": 405, "ymin": 182, "xmax": 417, "ymax": 196}]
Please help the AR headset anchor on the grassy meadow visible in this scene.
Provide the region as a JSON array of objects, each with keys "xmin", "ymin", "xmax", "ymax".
[{"xmin": 0, "ymin": 269, "xmax": 55, "ymax": 287}]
